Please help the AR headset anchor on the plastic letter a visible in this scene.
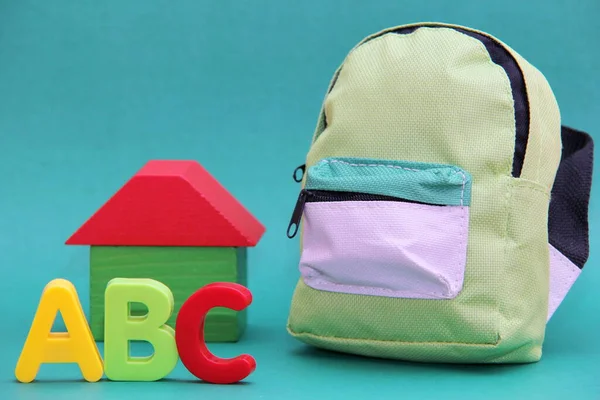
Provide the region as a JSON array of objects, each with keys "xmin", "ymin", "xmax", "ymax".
[{"xmin": 15, "ymin": 279, "xmax": 103, "ymax": 383}]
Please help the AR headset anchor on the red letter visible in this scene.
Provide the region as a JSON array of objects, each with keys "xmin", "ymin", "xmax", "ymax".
[{"xmin": 175, "ymin": 283, "xmax": 255, "ymax": 384}]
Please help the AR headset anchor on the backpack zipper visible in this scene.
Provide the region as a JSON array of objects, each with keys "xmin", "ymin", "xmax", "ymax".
[
  {"xmin": 286, "ymin": 189, "xmax": 443, "ymax": 238},
  {"xmin": 287, "ymin": 190, "xmax": 309, "ymax": 238},
  {"xmin": 293, "ymin": 164, "xmax": 306, "ymax": 183},
  {"xmin": 315, "ymin": 24, "xmax": 530, "ymax": 178}
]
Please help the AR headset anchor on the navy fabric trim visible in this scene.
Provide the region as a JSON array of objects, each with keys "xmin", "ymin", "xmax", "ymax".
[
  {"xmin": 391, "ymin": 26, "xmax": 530, "ymax": 178},
  {"xmin": 322, "ymin": 25, "xmax": 530, "ymax": 178},
  {"xmin": 548, "ymin": 126, "xmax": 594, "ymax": 269},
  {"xmin": 455, "ymin": 30, "xmax": 529, "ymax": 178}
]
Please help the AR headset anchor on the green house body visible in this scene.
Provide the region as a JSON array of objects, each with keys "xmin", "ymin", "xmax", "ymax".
[
  {"xmin": 90, "ymin": 246, "xmax": 247, "ymax": 342},
  {"xmin": 64, "ymin": 160, "xmax": 266, "ymax": 343}
]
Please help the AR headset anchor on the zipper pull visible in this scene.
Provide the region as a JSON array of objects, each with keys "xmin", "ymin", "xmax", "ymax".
[
  {"xmin": 293, "ymin": 164, "xmax": 306, "ymax": 183},
  {"xmin": 287, "ymin": 189, "xmax": 308, "ymax": 238}
]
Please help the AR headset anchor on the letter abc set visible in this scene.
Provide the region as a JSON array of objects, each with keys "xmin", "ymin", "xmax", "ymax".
[{"xmin": 15, "ymin": 278, "xmax": 255, "ymax": 384}]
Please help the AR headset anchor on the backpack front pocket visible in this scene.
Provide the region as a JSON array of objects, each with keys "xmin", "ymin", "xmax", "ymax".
[{"xmin": 288, "ymin": 157, "xmax": 472, "ymax": 300}]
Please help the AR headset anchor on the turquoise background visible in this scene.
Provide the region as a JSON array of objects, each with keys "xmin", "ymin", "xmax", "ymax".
[{"xmin": 0, "ymin": 0, "xmax": 598, "ymax": 398}]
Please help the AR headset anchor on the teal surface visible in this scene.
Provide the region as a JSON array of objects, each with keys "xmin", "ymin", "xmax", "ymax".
[
  {"xmin": 306, "ymin": 157, "xmax": 472, "ymax": 206},
  {"xmin": 0, "ymin": 1, "xmax": 598, "ymax": 399}
]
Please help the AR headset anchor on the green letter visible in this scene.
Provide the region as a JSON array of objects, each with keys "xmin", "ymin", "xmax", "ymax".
[{"xmin": 104, "ymin": 278, "xmax": 178, "ymax": 381}]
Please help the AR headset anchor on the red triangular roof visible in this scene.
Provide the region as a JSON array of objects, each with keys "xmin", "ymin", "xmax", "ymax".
[{"xmin": 66, "ymin": 160, "xmax": 265, "ymax": 247}]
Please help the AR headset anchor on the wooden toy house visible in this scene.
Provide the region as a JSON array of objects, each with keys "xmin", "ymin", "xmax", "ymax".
[{"xmin": 66, "ymin": 160, "xmax": 265, "ymax": 342}]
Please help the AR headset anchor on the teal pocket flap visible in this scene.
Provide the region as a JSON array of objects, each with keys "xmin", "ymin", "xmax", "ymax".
[{"xmin": 305, "ymin": 158, "xmax": 472, "ymax": 206}]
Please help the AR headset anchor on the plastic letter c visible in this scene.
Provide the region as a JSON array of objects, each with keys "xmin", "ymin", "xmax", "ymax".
[{"xmin": 175, "ymin": 282, "xmax": 255, "ymax": 384}]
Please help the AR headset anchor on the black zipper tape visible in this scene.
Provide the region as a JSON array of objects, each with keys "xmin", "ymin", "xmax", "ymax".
[
  {"xmin": 320, "ymin": 25, "xmax": 529, "ymax": 178},
  {"xmin": 286, "ymin": 189, "xmax": 444, "ymax": 239}
]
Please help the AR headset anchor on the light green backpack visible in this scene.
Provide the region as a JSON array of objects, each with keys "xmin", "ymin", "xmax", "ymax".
[{"xmin": 286, "ymin": 22, "xmax": 594, "ymax": 363}]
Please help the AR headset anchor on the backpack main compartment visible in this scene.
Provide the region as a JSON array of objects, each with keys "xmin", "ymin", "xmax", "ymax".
[{"xmin": 287, "ymin": 23, "xmax": 562, "ymax": 364}]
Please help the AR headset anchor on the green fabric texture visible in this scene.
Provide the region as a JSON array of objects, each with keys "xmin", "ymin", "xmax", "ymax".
[
  {"xmin": 287, "ymin": 24, "xmax": 561, "ymax": 363},
  {"xmin": 305, "ymin": 157, "xmax": 472, "ymax": 206}
]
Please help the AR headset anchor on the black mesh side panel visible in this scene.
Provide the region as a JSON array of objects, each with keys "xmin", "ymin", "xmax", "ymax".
[{"xmin": 549, "ymin": 126, "xmax": 594, "ymax": 269}]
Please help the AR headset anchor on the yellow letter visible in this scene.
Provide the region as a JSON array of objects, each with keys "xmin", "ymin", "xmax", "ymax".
[{"xmin": 15, "ymin": 279, "xmax": 103, "ymax": 383}]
